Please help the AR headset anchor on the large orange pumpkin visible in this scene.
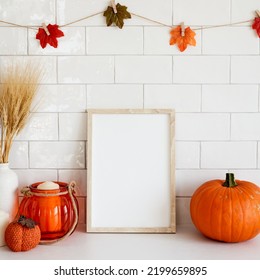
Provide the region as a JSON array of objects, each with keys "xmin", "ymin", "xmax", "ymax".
[{"xmin": 190, "ymin": 173, "xmax": 260, "ymax": 242}]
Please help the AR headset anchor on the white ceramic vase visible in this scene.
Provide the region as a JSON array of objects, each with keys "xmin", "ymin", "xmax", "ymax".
[{"xmin": 0, "ymin": 163, "xmax": 19, "ymax": 220}]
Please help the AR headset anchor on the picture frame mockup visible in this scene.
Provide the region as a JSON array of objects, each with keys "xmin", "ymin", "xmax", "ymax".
[{"xmin": 87, "ymin": 109, "xmax": 175, "ymax": 233}]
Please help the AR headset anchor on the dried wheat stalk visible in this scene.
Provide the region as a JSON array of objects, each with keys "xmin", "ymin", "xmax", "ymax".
[{"xmin": 0, "ymin": 63, "xmax": 42, "ymax": 163}]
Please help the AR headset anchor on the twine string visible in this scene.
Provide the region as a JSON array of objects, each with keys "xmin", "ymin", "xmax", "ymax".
[
  {"xmin": 0, "ymin": 19, "xmax": 38, "ymax": 30},
  {"xmin": 0, "ymin": 10, "xmax": 255, "ymax": 32},
  {"xmin": 193, "ymin": 20, "xmax": 252, "ymax": 31},
  {"xmin": 59, "ymin": 11, "xmax": 104, "ymax": 27},
  {"xmin": 21, "ymin": 187, "xmax": 69, "ymax": 197},
  {"xmin": 130, "ymin": 12, "xmax": 173, "ymax": 28}
]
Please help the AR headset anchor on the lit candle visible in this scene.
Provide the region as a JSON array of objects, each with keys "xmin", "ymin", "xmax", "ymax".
[
  {"xmin": 0, "ymin": 210, "xmax": 9, "ymax": 247},
  {"xmin": 37, "ymin": 181, "xmax": 59, "ymax": 190}
]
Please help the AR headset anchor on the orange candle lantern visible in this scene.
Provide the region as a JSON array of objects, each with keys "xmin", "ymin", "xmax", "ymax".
[{"xmin": 19, "ymin": 181, "xmax": 79, "ymax": 242}]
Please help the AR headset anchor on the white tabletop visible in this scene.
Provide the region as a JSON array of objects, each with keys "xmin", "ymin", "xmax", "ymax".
[{"xmin": 1, "ymin": 225, "xmax": 259, "ymax": 260}]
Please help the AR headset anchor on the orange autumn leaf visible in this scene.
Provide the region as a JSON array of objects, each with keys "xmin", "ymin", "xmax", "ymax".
[{"xmin": 170, "ymin": 26, "xmax": 196, "ymax": 52}]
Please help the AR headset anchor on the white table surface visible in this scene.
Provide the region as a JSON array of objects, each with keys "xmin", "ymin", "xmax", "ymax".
[{"xmin": 0, "ymin": 225, "xmax": 260, "ymax": 260}]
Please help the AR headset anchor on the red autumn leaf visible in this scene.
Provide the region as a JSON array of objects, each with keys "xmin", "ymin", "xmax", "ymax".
[
  {"xmin": 36, "ymin": 24, "xmax": 64, "ymax": 49},
  {"xmin": 252, "ymin": 17, "xmax": 260, "ymax": 37},
  {"xmin": 170, "ymin": 26, "xmax": 196, "ymax": 52}
]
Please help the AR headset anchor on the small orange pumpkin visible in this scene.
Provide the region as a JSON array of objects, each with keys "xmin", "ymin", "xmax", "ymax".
[
  {"xmin": 190, "ymin": 173, "xmax": 260, "ymax": 242},
  {"xmin": 5, "ymin": 215, "xmax": 41, "ymax": 252}
]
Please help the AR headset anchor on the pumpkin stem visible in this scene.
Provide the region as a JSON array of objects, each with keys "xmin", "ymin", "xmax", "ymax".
[
  {"xmin": 222, "ymin": 173, "xmax": 238, "ymax": 188},
  {"xmin": 18, "ymin": 215, "xmax": 37, "ymax": 228}
]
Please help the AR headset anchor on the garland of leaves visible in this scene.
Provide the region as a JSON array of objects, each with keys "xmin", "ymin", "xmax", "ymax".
[{"xmin": 0, "ymin": 2, "xmax": 259, "ymax": 52}]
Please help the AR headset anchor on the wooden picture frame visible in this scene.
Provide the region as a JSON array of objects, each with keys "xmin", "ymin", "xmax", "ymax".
[{"xmin": 87, "ymin": 109, "xmax": 175, "ymax": 233}]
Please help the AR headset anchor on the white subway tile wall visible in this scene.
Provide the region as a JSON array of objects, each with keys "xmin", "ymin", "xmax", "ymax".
[
  {"xmin": 115, "ymin": 56, "xmax": 172, "ymax": 83},
  {"xmin": 86, "ymin": 27, "xmax": 143, "ymax": 54},
  {"xmin": 173, "ymin": 0, "xmax": 230, "ymax": 25},
  {"xmin": 202, "ymin": 27, "xmax": 259, "ymax": 55},
  {"xmin": 231, "ymin": 0, "xmax": 260, "ymax": 22},
  {"xmin": 173, "ymin": 56, "xmax": 230, "ymax": 84},
  {"xmin": 1, "ymin": 0, "xmax": 260, "ymax": 225},
  {"xmin": 0, "ymin": 28, "xmax": 27, "ymax": 54},
  {"xmin": 87, "ymin": 85, "xmax": 143, "ymax": 109}
]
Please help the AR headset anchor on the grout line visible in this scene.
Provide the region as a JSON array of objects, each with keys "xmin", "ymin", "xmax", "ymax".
[
  {"xmin": 142, "ymin": 26, "xmax": 145, "ymax": 55},
  {"xmin": 230, "ymin": 0, "xmax": 233, "ymax": 24},
  {"xmin": 2, "ymin": 54, "xmax": 260, "ymax": 57},
  {"xmin": 229, "ymin": 113, "xmax": 232, "ymax": 141},
  {"xmin": 258, "ymin": 85, "xmax": 260, "ymax": 113},
  {"xmin": 56, "ymin": 169, "xmax": 59, "ymax": 181},
  {"xmin": 85, "ymin": 26, "xmax": 87, "ymax": 55},
  {"xmin": 57, "ymin": 112, "xmax": 60, "ymax": 140},
  {"xmin": 256, "ymin": 141, "xmax": 259, "ymax": 168},
  {"xmin": 201, "ymin": 26, "xmax": 204, "ymax": 55},
  {"xmin": 200, "ymin": 84, "xmax": 203, "ymax": 112},
  {"xmin": 199, "ymin": 141, "xmax": 202, "ymax": 169},
  {"xmin": 27, "ymin": 141, "xmax": 30, "ymax": 169},
  {"xmin": 85, "ymin": 139, "xmax": 87, "ymax": 170},
  {"xmin": 26, "ymin": 27, "xmax": 29, "ymax": 55},
  {"xmin": 56, "ymin": 56, "xmax": 59, "ymax": 84},
  {"xmin": 142, "ymin": 84, "xmax": 145, "ymax": 109},
  {"xmin": 172, "ymin": 56, "xmax": 174, "ymax": 83},
  {"xmin": 85, "ymin": 84, "xmax": 88, "ymax": 112},
  {"xmin": 229, "ymin": 55, "xmax": 232, "ymax": 84},
  {"xmin": 55, "ymin": 0, "xmax": 57, "ymax": 24},
  {"xmin": 171, "ymin": 0, "xmax": 174, "ymax": 26},
  {"xmin": 113, "ymin": 56, "xmax": 116, "ymax": 84}
]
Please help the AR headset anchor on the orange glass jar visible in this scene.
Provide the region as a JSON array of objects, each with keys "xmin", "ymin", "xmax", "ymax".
[{"xmin": 19, "ymin": 181, "xmax": 79, "ymax": 242}]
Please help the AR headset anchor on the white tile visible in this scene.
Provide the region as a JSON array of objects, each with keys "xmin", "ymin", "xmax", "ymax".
[
  {"xmin": 30, "ymin": 142, "xmax": 85, "ymax": 169},
  {"xmin": 58, "ymin": 169, "xmax": 87, "ymax": 196},
  {"xmin": 29, "ymin": 27, "xmax": 85, "ymax": 55},
  {"xmin": 0, "ymin": 27, "xmax": 27, "ymax": 54},
  {"xmin": 16, "ymin": 113, "xmax": 58, "ymax": 141},
  {"xmin": 232, "ymin": 0, "xmax": 259, "ymax": 23},
  {"xmin": 173, "ymin": 0, "xmax": 230, "ymax": 25},
  {"xmin": 15, "ymin": 169, "xmax": 58, "ymax": 190},
  {"xmin": 87, "ymin": 85, "xmax": 143, "ymax": 109},
  {"xmin": 231, "ymin": 56, "xmax": 260, "ymax": 84},
  {"xmin": 9, "ymin": 142, "xmax": 28, "ymax": 169},
  {"xmin": 123, "ymin": 0, "xmax": 173, "ymax": 26},
  {"xmin": 229, "ymin": 170, "xmax": 260, "ymax": 187},
  {"xmin": 87, "ymin": 27, "xmax": 143, "ymax": 54},
  {"xmin": 257, "ymin": 143, "xmax": 260, "ymax": 168},
  {"xmin": 0, "ymin": 56, "xmax": 57, "ymax": 84},
  {"xmin": 144, "ymin": 85, "xmax": 201, "ymax": 112},
  {"xmin": 231, "ymin": 114, "xmax": 260, "ymax": 140},
  {"xmin": 201, "ymin": 142, "xmax": 257, "ymax": 169},
  {"xmin": 176, "ymin": 169, "xmax": 228, "ymax": 196},
  {"xmin": 176, "ymin": 142, "xmax": 200, "ymax": 169},
  {"xmin": 58, "ymin": 56, "xmax": 114, "ymax": 84},
  {"xmin": 0, "ymin": 0, "xmax": 55, "ymax": 25},
  {"xmin": 202, "ymin": 85, "xmax": 258, "ymax": 112},
  {"xmin": 203, "ymin": 27, "xmax": 259, "ymax": 54},
  {"xmin": 115, "ymin": 56, "xmax": 172, "ymax": 83},
  {"xmin": 144, "ymin": 27, "xmax": 201, "ymax": 55},
  {"xmin": 176, "ymin": 113, "xmax": 230, "ymax": 140},
  {"xmin": 33, "ymin": 85, "xmax": 87, "ymax": 112},
  {"xmin": 57, "ymin": 0, "xmax": 106, "ymax": 26},
  {"xmin": 59, "ymin": 113, "xmax": 87, "ymax": 140},
  {"xmin": 173, "ymin": 56, "xmax": 230, "ymax": 84},
  {"xmin": 176, "ymin": 198, "xmax": 192, "ymax": 225}
]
